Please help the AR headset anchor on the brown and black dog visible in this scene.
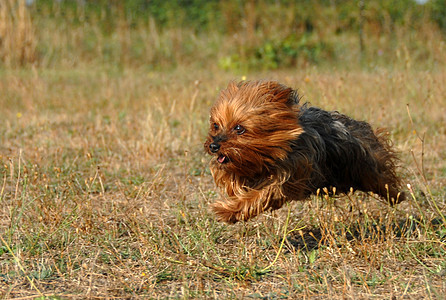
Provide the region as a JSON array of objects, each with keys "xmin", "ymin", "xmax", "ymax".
[{"xmin": 205, "ymin": 80, "xmax": 405, "ymax": 223}]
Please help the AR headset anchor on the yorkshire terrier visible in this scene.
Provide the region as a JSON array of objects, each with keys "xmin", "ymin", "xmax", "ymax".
[{"xmin": 204, "ymin": 80, "xmax": 405, "ymax": 223}]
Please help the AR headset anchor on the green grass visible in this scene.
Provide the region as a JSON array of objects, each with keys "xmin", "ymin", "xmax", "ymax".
[{"xmin": 0, "ymin": 65, "xmax": 445, "ymax": 298}]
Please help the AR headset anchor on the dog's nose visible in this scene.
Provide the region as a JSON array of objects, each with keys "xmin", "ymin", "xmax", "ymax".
[{"xmin": 209, "ymin": 143, "xmax": 220, "ymax": 153}]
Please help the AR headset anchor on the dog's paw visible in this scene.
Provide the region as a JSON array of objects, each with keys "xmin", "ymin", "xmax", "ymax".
[{"xmin": 211, "ymin": 201, "xmax": 242, "ymax": 223}]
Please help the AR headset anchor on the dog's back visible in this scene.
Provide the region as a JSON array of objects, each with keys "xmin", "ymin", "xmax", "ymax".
[{"xmin": 293, "ymin": 106, "xmax": 405, "ymax": 203}]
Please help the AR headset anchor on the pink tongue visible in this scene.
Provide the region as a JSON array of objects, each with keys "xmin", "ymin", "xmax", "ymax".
[{"xmin": 218, "ymin": 155, "xmax": 226, "ymax": 163}]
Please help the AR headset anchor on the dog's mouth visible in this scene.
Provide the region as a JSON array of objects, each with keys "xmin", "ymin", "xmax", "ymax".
[{"xmin": 217, "ymin": 154, "xmax": 229, "ymax": 164}]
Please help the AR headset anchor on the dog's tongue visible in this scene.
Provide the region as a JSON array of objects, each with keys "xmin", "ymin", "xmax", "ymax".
[{"xmin": 218, "ymin": 155, "xmax": 227, "ymax": 163}]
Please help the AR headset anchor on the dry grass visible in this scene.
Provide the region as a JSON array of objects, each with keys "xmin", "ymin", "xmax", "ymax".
[
  {"xmin": 0, "ymin": 64, "xmax": 445, "ymax": 299},
  {"xmin": 0, "ymin": 0, "xmax": 37, "ymax": 67},
  {"xmin": 3, "ymin": 1, "xmax": 446, "ymax": 71},
  {"xmin": 1, "ymin": 2, "xmax": 444, "ymax": 298}
]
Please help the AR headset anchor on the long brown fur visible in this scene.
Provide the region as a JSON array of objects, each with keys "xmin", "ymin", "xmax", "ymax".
[{"xmin": 204, "ymin": 80, "xmax": 405, "ymax": 223}]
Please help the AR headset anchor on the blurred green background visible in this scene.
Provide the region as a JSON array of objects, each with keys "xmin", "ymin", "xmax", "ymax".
[{"xmin": 1, "ymin": 0, "xmax": 445, "ymax": 70}]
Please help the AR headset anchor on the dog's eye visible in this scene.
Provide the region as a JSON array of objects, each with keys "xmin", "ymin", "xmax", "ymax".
[
  {"xmin": 213, "ymin": 123, "xmax": 219, "ymax": 130},
  {"xmin": 234, "ymin": 124, "xmax": 245, "ymax": 135}
]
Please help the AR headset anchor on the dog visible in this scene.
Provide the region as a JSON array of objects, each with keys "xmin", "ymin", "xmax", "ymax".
[{"xmin": 204, "ymin": 80, "xmax": 405, "ymax": 223}]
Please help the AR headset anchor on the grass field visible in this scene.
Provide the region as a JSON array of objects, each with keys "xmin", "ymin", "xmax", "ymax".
[
  {"xmin": 1, "ymin": 65, "xmax": 445, "ymax": 298},
  {"xmin": 1, "ymin": 1, "xmax": 446, "ymax": 298}
]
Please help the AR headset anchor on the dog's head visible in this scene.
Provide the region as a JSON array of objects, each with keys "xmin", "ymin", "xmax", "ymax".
[{"xmin": 204, "ymin": 80, "xmax": 303, "ymax": 177}]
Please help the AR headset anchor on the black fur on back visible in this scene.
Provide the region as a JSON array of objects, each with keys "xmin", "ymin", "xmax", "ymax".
[{"xmin": 283, "ymin": 105, "xmax": 404, "ymax": 202}]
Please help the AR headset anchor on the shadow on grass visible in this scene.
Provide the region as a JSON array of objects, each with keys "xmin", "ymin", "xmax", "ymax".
[{"xmin": 287, "ymin": 216, "xmax": 445, "ymax": 251}]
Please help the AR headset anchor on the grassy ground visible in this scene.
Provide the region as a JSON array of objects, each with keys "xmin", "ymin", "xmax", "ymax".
[{"xmin": 0, "ymin": 64, "xmax": 445, "ymax": 298}]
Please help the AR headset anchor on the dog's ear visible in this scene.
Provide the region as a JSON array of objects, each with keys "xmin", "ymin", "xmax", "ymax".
[
  {"xmin": 227, "ymin": 81, "xmax": 239, "ymax": 92},
  {"xmin": 219, "ymin": 81, "xmax": 239, "ymax": 101},
  {"xmin": 226, "ymin": 81, "xmax": 240, "ymax": 95},
  {"xmin": 223, "ymin": 80, "xmax": 299, "ymax": 108},
  {"xmin": 258, "ymin": 81, "xmax": 297, "ymax": 107}
]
